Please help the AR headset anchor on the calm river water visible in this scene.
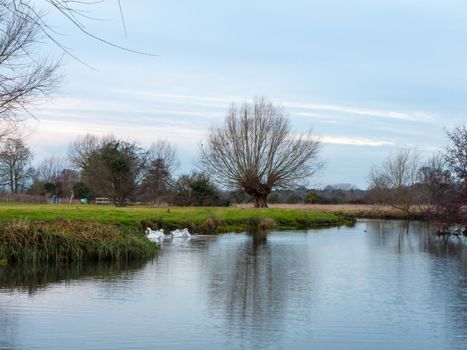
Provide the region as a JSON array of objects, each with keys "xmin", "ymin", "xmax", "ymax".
[{"xmin": 0, "ymin": 220, "xmax": 466, "ymax": 350}]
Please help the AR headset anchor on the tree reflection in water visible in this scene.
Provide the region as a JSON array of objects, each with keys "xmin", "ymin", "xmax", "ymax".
[
  {"xmin": 206, "ymin": 231, "xmax": 314, "ymax": 347},
  {"xmin": 364, "ymin": 219, "xmax": 466, "ymax": 259}
]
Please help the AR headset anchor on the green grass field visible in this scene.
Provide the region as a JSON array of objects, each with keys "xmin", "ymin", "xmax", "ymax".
[{"xmin": 0, "ymin": 202, "xmax": 350, "ymax": 233}]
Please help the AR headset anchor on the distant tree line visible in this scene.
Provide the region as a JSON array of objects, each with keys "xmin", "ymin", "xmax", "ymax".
[
  {"xmin": 266, "ymin": 184, "xmax": 370, "ymax": 205},
  {"xmin": 0, "ymin": 135, "xmax": 389, "ymax": 207},
  {"xmin": 0, "ymin": 133, "xmax": 228, "ymax": 207}
]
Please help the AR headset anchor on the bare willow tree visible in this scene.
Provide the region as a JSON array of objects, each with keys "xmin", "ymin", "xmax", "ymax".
[
  {"xmin": 200, "ymin": 97, "xmax": 321, "ymax": 208},
  {"xmin": 369, "ymin": 148, "xmax": 420, "ymax": 217}
]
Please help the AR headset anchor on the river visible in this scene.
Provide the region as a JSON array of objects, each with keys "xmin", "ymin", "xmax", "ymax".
[{"xmin": 0, "ymin": 220, "xmax": 466, "ymax": 350}]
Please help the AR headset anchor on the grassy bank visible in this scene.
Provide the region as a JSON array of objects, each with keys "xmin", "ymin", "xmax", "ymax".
[
  {"xmin": 0, "ymin": 203, "xmax": 351, "ymax": 264},
  {"xmin": 0, "ymin": 220, "xmax": 157, "ymax": 264},
  {"xmin": 238, "ymin": 204, "xmax": 426, "ymax": 220},
  {"xmin": 0, "ymin": 202, "xmax": 351, "ymax": 233}
]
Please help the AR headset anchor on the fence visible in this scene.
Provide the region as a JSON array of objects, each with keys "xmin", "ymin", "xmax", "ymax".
[
  {"xmin": 95, "ymin": 197, "xmax": 111, "ymax": 205},
  {"xmin": 0, "ymin": 193, "xmax": 48, "ymax": 204}
]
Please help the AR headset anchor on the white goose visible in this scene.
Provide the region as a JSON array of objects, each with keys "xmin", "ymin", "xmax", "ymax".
[
  {"xmin": 145, "ymin": 227, "xmax": 165, "ymax": 241},
  {"xmin": 170, "ymin": 228, "xmax": 191, "ymax": 238}
]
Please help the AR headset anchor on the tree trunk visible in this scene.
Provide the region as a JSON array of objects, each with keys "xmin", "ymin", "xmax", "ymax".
[
  {"xmin": 254, "ymin": 193, "xmax": 269, "ymax": 208},
  {"xmin": 243, "ymin": 183, "xmax": 271, "ymax": 208}
]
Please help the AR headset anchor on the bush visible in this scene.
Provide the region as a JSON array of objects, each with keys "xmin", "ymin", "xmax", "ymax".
[
  {"xmin": 304, "ymin": 192, "xmax": 317, "ymax": 204},
  {"xmin": 228, "ymin": 189, "xmax": 252, "ymax": 204},
  {"xmin": 268, "ymin": 193, "xmax": 280, "ymax": 204},
  {"xmin": 73, "ymin": 182, "xmax": 95, "ymax": 200},
  {"xmin": 170, "ymin": 172, "xmax": 226, "ymax": 206}
]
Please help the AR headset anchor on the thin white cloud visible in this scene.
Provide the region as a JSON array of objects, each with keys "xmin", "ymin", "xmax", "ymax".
[
  {"xmin": 25, "ymin": 92, "xmax": 433, "ymax": 157},
  {"xmin": 112, "ymin": 90, "xmax": 237, "ymax": 109},
  {"xmin": 33, "ymin": 93, "xmax": 436, "ymax": 128},
  {"xmin": 26, "ymin": 119, "xmax": 207, "ymax": 148},
  {"xmin": 34, "ymin": 97, "xmax": 223, "ymax": 120},
  {"xmin": 118, "ymin": 91, "xmax": 435, "ymax": 123},
  {"xmin": 320, "ymin": 135, "xmax": 394, "ymax": 146},
  {"xmin": 284, "ymin": 102, "xmax": 435, "ymax": 122}
]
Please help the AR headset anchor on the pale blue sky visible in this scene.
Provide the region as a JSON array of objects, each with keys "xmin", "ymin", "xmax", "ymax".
[{"xmin": 26, "ymin": 0, "xmax": 467, "ymax": 188}]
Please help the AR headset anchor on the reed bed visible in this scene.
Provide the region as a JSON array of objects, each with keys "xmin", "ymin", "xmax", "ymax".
[{"xmin": 0, "ymin": 220, "xmax": 157, "ymax": 264}]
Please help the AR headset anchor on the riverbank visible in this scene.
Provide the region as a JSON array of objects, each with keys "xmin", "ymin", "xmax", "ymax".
[
  {"xmin": 0, "ymin": 202, "xmax": 351, "ymax": 232},
  {"xmin": 0, "ymin": 203, "xmax": 352, "ymax": 264}
]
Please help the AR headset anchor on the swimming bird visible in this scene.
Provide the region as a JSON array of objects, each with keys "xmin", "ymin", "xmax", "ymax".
[
  {"xmin": 145, "ymin": 227, "xmax": 165, "ymax": 241},
  {"xmin": 170, "ymin": 228, "xmax": 191, "ymax": 238}
]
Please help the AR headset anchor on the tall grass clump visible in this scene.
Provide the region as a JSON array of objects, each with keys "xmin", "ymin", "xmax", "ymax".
[
  {"xmin": 0, "ymin": 220, "xmax": 156, "ymax": 264},
  {"xmin": 245, "ymin": 217, "xmax": 277, "ymax": 232}
]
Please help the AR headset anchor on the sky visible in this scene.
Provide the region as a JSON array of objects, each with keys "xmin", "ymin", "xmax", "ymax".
[{"xmin": 24, "ymin": 0, "xmax": 467, "ymax": 188}]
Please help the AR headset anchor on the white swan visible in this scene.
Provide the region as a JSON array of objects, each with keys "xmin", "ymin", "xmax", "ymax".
[
  {"xmin": 145, "ymin": 227, "xmax": 165, "ymax": 241},
  {"xmin": 170, "ymin": 228, "xmax": 191, "ymax": 238}
]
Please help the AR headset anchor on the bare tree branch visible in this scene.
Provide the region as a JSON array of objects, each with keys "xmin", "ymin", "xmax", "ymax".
[
  {"xmin": 0, "ymin": 1, "xmax": 61, "ymax": 127},
  {"xmin": 15, "ymin": 0, "xmax": 155, "ymax": 58}
]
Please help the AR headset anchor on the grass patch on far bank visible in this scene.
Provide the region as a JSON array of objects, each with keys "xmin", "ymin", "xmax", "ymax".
[{"xmin": 0, "ymin": 202, "xmax": 350, "ymax": 233}]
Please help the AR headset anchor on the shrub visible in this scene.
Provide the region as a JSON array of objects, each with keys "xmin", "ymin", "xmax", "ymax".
[
  {"xmin": 170, "ymin": 172, "xmax": 225, "ymax": 206},
  {"xmin": 304, "ymin": 192, "xmax": 324, "ymax": 204},
  {"xmin": 268, "ymin": 193, "xmax": 280, "ymax": 204}
]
